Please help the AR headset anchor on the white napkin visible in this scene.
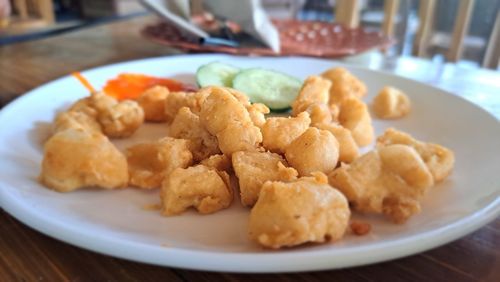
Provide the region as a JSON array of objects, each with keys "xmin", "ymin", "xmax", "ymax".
[
  {"xmin": 141, "ymin": 0, "xmax": 280, "ymax": 52},
  {"xmin": 202, "ymin": 0, "xmax": 281, "ymax": 52}
]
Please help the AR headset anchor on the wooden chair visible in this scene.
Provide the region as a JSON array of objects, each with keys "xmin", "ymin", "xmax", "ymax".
[
  {"xmin": 482, "ymin": 11, "xmax": 500, "ymax": 69},
  {"xmin": 412, "ymin": 0, "xmax": 478, "ymax": 63},
  {"xmin": 334, "ymin": 0, "xmax": 401, "ymax": 36},
  {"xmin": 5, "ymin": 0, "xmax": 55, "ymax": 34}
]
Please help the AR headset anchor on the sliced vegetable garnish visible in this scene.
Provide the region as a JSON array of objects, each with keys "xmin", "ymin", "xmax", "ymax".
[
  {"xmin": 103, "ymin": 73, "xmax": 196, "ymax": 101},
  {"xmin": 196, "ymin": 61, "xmax": 241, "ymax": 87},
  {"xmin": 232, "ymin": 68, "xmax": 302, "ymax": 111},
  {"xmin": 72, "ymin": 72, "xmax": 96, "ymax": 93}
]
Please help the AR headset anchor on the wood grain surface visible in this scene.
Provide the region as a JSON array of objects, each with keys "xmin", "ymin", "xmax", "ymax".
[{"xmin": 0, "ymin": 15, "xmax": 498, "ymax": 282}]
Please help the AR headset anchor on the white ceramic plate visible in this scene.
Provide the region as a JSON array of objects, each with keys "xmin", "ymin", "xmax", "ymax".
[{"xmin": 0, "ymin": 54, "xmax": 499, "ymax": 273}]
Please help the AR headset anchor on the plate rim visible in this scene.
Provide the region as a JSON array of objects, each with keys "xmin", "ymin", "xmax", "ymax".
[{"xmin": 0, "ymin": 54, "xmax": 499, "ymax": 273}]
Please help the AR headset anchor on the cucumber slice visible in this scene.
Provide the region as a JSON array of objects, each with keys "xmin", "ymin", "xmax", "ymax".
[
  {"xmin": 196, "ymin": 62, "xmax": 240, "ymax": 87},
  {"xmin": 232, "ymin": 68, "xmax": 302, "ymax": 110}
]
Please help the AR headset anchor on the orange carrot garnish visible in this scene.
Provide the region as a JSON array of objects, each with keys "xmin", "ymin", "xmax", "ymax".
[
  {"xmin": 72, "ymin": 72, "xmax": 96, "ymax": 93},
  {"xmin": 103, "ymin": 73, "xmax": 197, "ymax": 101}
]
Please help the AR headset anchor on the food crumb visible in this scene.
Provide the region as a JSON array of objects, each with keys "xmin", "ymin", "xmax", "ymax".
[
  {"xmin": 350, "ymin": 221, "xmax": 372, "ymax": 236},
  {"xmin": 142, "ymin": 203, "xmax": 161, "ymax": 211}
]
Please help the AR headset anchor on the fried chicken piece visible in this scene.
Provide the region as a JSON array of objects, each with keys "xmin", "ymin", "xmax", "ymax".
[
  {"xmin": 137, "ymin": 86, "xmax": 169, "ymax": 122},
  {"xmin": 160, "ymin": 165, "xmax": 233, "ymax": 215},
  {"xmin": 200, "ymin": 154, "xmax": 232, "ymax": 173},
  {"xmin": 262, "ymin": 112, "xmax": 311, "ymax": 154},
  {"xmin": 377, "ymin": 128, "xmax": 455, "ymax": 182},
  {"xmin": 248, "ymin": 172, "xmax": 350, "ymax": 249},
  {"xmin": 86, "ymin": 92, "xmax": 144, "ymax": 138},
  {"xmin": 232, "ymin": 151, "xmax": 298, "ymax": 206},
  {"xmin": 199, "ymin": 86, "xmax": 252, "ymax": 134},
  {"xmin": 216, "ymin": 122, "xmax": 262, "ymax": 155},
  {"xmin": 200, "ymin": 87, "xmax": 262, "ymax": 156},
  {"xmin": 68, "ymin": 97, "xmax": 98, "ymax": 118},
  {"xmin": 246, "ymin": 103, "xmax": 270, "ymax": 128},
  {"xmin": 314, "ymin": 123, "xmax": 359, "ymax": 163},
  {"xmin": 338, "ymin": 97, "xmax": 374, "ymax": 147},
  {"xmin": 321, "ymin": 67, "xmax": 367, "ymax": 105},
  {"xmin": 53, "ymin": 111, "xmax": 101, "ymax": 134},
  {"xmin": 169, "ymin": 107, "xmax": 220, "ymax": 161},
  {"xmin": 163, "ymin": 90, "xmax": 210, "ymax": 122},
  {"xmin": 328, "ymin": 144, "xmax": 434, "ymax": 223},
  {"xmin": 39, "ymin": 128, "xmax": 128, "ymax": 192},
  {"xmin": 285, "ymin": 127, "xmax": 339, "ymax": 176},
  {"xmin": 372, "ymin": 86, "xmax": 411, "ymax": 119},
  {"xmin": 126, "ymin": 137, "xmax": 193, "ymax": 189},
  {"xmin": 291, "ymin": 75, "xmax": 331, "ymax": 115}
]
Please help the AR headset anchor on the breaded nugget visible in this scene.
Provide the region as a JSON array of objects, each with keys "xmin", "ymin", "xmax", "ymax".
[
  {"xmin": 338, "ymin": 97, "xmax": 374, "ymax": 147},
  {"xmin": 137, "ymin": 85, "xmax": 169, "ymax": 122},
  {"xmin": 248, "ymin": 172, "xmax": 350, "ymax": 249},
  {"xmin": 328, "ymin": 144, "xmax": 434, "ymax": 223},
  {"xmin": 87, "ymin": 92, "xmax": 144, "ymax": 138},
  {"xmin": 216, "ymin": 122, "xmax": 262, "ymax": 155},
  {"xmin": 200, "ymin": 87, "xmax": 262, "ymax": 155},
  {"xmin": 285, "ymin": 127, "xmax": 339, "ymax": 176},
  {"xmin": 246, "ymin": 103, "xmax": 270, "ymax": 128},
  {"xmin": 232, "ymin": 151, "xmax": 298, "ymax": 206},
  {"xmin": 262, "ymin": 112, "xmax": 311, "ymax": 154},
  {"xmin": 199, "ymin": 86, "xmax": 252, "ymax": 134},
  {"xmin": 314, "ymin": 123, "xmax": 359, "ymax": 163},
  {"xmin": 169, "ymin": 107, "xmax": 220, "ymax": 161},
  {"xmin": 377, "ymin": 128, "xmax": 454, "ymax": 182},
  {"xmin": 161, "ymin": 165, "xmax": 233, "ymax": 215},
  {"xmin": 321, "ymin": 67, "xmax": 367, "ymax": 105},
  {"xmin": 200, "ymin": 154, "xmax": 232, "ymax": 173},
  {"xmin": 291, "ymin": 75, "xmax": 331, "ymax": 115},
  {"xmin": 372, "ymin": 86, "xmax": 411, "ymax": 119},
  {"xmin": 127, "ymin": 137, "xmax": 193, "ymax": 189},
  {"xmin": 68, "ymin": 97, "xmax": 98, "ymax": 118},
  {"xmin": 53, "ymin": 111, "xmax": 101, "ymax": 134},
  {"xmin": 164, "ymin": 90, "xmax": 210, "ymax": 122},
  {"xmin": 40, "ymin": 128, "xmax": 128, "ymax": 192}
]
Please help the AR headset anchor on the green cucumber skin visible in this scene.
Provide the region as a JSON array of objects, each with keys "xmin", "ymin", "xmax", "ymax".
[
  {"xmin": 232, "ymin": 68, "xmax": 302, "ymax": 110},
  {"xmin": 196, "ymin": 62, "xmax": 240, "ymax": 88}
]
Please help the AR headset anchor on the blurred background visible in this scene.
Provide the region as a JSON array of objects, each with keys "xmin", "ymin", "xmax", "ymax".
[{"xmin": 0, "ymin": 0, "xmax": 498, "ymax": 69}]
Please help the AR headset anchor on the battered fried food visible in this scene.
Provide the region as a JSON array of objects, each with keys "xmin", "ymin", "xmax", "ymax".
[
  {"xmin": 199, "ymin": 86, "xmax": 252, "ymax": 133},
  {"xmin": 377, "ymin": 128, "xmax": 455, "ymax": 182},
  {"xmin": 88, "ymin": 92, "xmax": 144, "ymax": 138},
  {"xmin": 262, "ymin": 112, "xmax": 311, "ymax": 154},
  {"xmin": 137, "ymin": 85, "xmax": 169, "ymax": 122},
  {"xmin": 314, "ymin": 123, "xmax": 359, "ymax": 163},
  {"xmin": 169, "ymin": 107, "xmax": 220, "ymax": 161},
  {"xmin": 372, "ymin": 86, "xmax": 411, "ymax": 119},
  {"xmin": 246, "ymin": 103, "xmax": 270, "ymax": 128},
  {"xmin": 338, "ymin": 97, "xmax": 374, "ymax": 147},
  {"xmin": 328, "ymin": 144, "xmax": 434, "ymax": 223},
  {"xmin": 161, "ymin": 165, "xmax": 233, "ymax": 215},
  {"xmin": 163, "ymin": 90, "xmax": 211, "ymax": 122},
  {"xmin": 199, "ymin": 87, "xmax": 262, "ymax": 156},
  {"xmin": 285, "ymin": 127, "xmax": 339, "ymax": 176},
  {"xmin": 127, "ymin": 137, "xmax": 193, "ymax": 189},
  {"xmin": 291, "ymin": 75, "xmax": 331, "ymax": 115},
  {"xmin": 216, "ymin": 122, "xmax": 262, "ymax": 155},
  {"xmin": 232, "ymin": 151, "xmax": 298, "ymax": 206},
  {"xmin": 200, "ymin": 154, "xmax": 232, "ymax": 173},
  {"xmin": 248, "ymin": 172, "xmax": 350, "ymax": 249},
  {"xmin": 53, "ymin": 111, "xmax": 101, "ymax": 134},
  {"xmin": 39, "ymin": 128, "xmax": 128, "ymax": 192},
  {"xmin": 321, "ymin": 67, "xmax": 367, "ymax": 105}
]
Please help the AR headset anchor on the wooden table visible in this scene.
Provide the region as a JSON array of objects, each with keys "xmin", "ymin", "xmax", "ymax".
[{"xmin": 0, "ymin": 15, "xmax": 499, "ymax": 282}]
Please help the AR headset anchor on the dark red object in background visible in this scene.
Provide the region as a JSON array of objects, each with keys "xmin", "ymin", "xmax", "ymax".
[{"xmin": 142, "ymin": 19, "xmax": 393, "ymax": 58}]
